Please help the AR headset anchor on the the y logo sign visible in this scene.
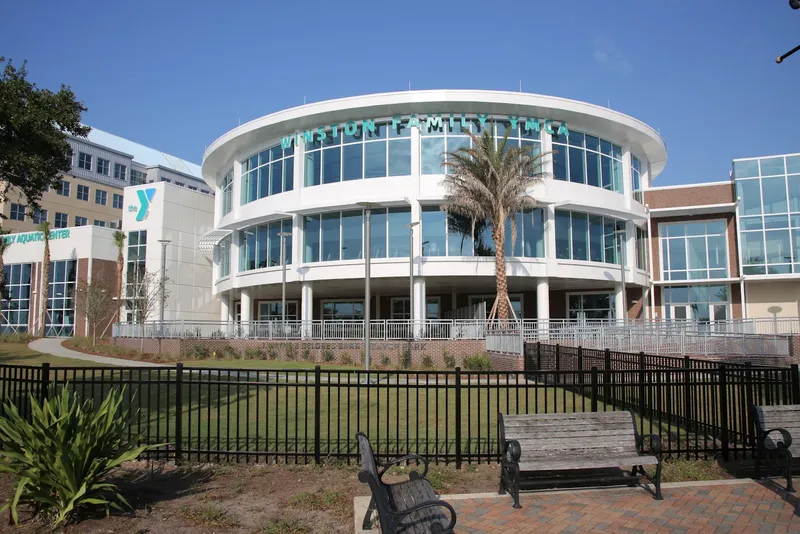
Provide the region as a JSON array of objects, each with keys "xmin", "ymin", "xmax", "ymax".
[{"xmin": 135, "ymin": 188, "xmax": 156, "ymax": 221}]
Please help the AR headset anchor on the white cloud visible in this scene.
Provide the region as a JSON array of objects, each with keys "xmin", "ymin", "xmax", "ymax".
[{"xmin": 593, "ymin": 37, "xmax": 633, "ymax": 75}]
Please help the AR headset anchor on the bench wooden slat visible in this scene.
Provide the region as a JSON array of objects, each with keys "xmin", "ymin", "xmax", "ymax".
[
  {"xmin": 506, "ymin": 428, "xmax": 636, "ymax": 440},
  {"xmin": 388, "ymin": 480, "xmax": 448, "ymax": 534},
  {"xmin": 513, "ymin": 440, "xmax": 640, "ymax": 453},
  {"xmin": 519, "ymin": 454, "xmax": 658, "ymax": 471}
]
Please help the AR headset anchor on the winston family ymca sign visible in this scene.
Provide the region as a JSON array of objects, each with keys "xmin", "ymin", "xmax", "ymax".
[{"xmin": 3, "ymin": 229, "xmax": 71, "ymax": 245}]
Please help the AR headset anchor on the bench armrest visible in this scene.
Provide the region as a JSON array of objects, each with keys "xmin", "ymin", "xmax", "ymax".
[
  {"xmin": 502, "ymin": 439, "xmax": 521, "ymax": 464},
  {"xmin": 760, "ymin": 428, "xmax": 793, "ymax": 450},
  {"xmin": 391, "ymin": 499, "xmax": 457, "ymax": 531},
  {"xmin": 637, "ymin": 434, "xmax": 662, "ymax": 457},
  {"xmin": 378, "ymin": 454, "xmax": 429, "ymax": 480}
]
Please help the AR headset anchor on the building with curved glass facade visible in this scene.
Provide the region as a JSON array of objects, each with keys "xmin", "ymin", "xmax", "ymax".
[{"xmin": 201, "ymin": 90, "xmax": 668, "ymax": 324}]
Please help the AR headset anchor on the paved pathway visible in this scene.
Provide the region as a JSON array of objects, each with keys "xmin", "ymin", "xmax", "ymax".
[
  {"xmin": 28, "ymin": 338, "xmax": 165, "ymax": 367},
  {"xmin": 355, "ymin": 479, "xmax": 800, "ymax": 533}
]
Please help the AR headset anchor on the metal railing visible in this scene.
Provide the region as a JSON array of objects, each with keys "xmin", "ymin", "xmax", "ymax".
[{"xmin": 3, "ymin": 360, "xmax": 797, "ymax": 464}]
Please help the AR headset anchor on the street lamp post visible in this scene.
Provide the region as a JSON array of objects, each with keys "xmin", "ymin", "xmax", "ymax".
[
  {"xmin": 357, "ymin": 202, "xmax": 380, "ymax": 372},
  {"xmin": 278, "ymin": 231, "xmax": 292, "ymax": 336},
  {"xmin": 405, "ymin": 221, "xmax": 420, "ymax": 339},
  {"xmin": 157, "ymin": 239, "xmax": 171, "ymax": 332},
  {"xmin": 616, "ymin": 230, "xmax": 626, "ymax": 324}
]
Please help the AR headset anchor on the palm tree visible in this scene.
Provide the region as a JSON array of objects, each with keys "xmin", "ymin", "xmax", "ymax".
[
  {"xmin": 442, "ymin": 128, "xmax": 549, "ymax": 321},
  {"xmin": 38, "ymin": 221, "xmax": 51, "ymax": 336},
  {"xmin": 113, "ymin": 231, "xmax": 126, "ymax": 320}
]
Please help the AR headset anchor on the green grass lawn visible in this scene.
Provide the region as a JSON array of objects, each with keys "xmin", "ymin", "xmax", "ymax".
[{"xmin": 0, "ymin": 342, "xmax": 107, "ymax": 367}]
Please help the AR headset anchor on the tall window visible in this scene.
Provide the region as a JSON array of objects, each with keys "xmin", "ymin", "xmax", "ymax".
[
  {"xmin": 56, "ymin": 179, "xmax": 70, "ymax": 197},
  {"xmin": 420, "ymin": 116, "xmax": 542, "ymax": 176},
  {"xmin": 46, "ymin": 260, "xmax": 77, "ymax": 336},
  {"xmin": 660, "ymin": 221, "xmax": 727, "ymax": 280},
  {"xmin": 240, "ymin": 144, "xmax": 294, "ymax": 204},
  {"xmin": 219, "ymin": 235, "xmax": 231, "ymax": 278},
  {"xmin": 568, "ymin": 293, "xmax": 615, "ymax": 320},
  {"xmin": 302, "ymin": 211, "xmax": 365, "ymax": 263},
  {"xmin": 76, "ymin": 184, "xmax": 89, "ymax": 201},
  {"xmin": 95, "ymin": 189, "xmax": 107, "ymax": 205},
  {"xmin": 258, "ymin": 301, "xmax": 298, "ymax": 321},
  {"xmin": 9, "ymin": 203, "xmax": 25, "ymax": 221},
  {"xmin": 552, "ymin": 130, "xmax": 624, "ymax": 193},
  {"xmin": 734, "ymin": 154, "xmax": 800, "ymax": 275},
  {"xmin": 631, "ymin": 155, "xmax": 643, "ymax": 203},
  {"xmin": 130, "ymin": 169, "xmax": 147, "ymax": 186},
  {"xmin": 322, "ymin": 301, "xmax": 364, "ymax": 320},
  {"xmin": 238, "ymin": 219, "xmax": 292, "ymax": 271},
  {"xmin": 32, "ymin": 209, "xmax": 47, "ymax": 224},
  {"xmin": 78, "ymin": 152, "xmax": 92, "ymax": 170},
  {"xmin": 221, "ymin": 169, "xmax": 233, "ymax": 216},
  {"xmin": 54, "ymin": 212, "xmax": 68, "ymax": 228},
  {"xmin": 114, "ymin": 163, "xmax": 127, "ymax": 180},
  {"xmin": 1, "ymin": 263, "xmax": 32, "ymax": 332},
  {"xmin": 126, "ymin": 231, "xmax": 147, "ymax": 320},
  {"xmin": 305, "ymin": 121, "xmax": 411, "ymax": 186},
  {"xmin": 96, "ymin": 157, "xmax": 110, "ymax": 176},
  {"xmin": 390, "ymin": 297, "xmax": 441, "ymax": 319},
  {"xmin": 112, "ymin": 193, "xmax": 123, "ymax": 209},
  {"xmin": 422, "ymin": 207, "xmax": 544, "ymax": 258},
  {"xmin": 555, "ymin": 210, "xmax": 624, "ymax": 264},
  {"xmin": 636, "ymin": 226, "xmax": 648, "ymax": 270},
  {"xmin": 664, "ymin": 285, "xmax": 728, "ymax": 322}
]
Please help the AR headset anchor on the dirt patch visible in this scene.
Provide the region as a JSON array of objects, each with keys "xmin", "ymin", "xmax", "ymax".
[{"xmin": 0, "ymin": 461, "xmax": 501, "ymax": 533}]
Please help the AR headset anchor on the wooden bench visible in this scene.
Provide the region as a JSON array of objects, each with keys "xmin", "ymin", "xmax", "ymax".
[
  {"xmin": 498, "ymin": 411, "xmax": 663, "ymax": 508},
  {"xmin": 751, "ymin": 404, "xmax": 800, "ymax": 492},
  {"xmin": 356, "ymin": 432, "xmax": 456, "ymax": 533}
]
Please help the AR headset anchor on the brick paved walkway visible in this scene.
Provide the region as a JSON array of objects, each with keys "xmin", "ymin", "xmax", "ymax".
[{"xmin": 450, "ymin": 480, "xmax": 800, "ymax": 533}]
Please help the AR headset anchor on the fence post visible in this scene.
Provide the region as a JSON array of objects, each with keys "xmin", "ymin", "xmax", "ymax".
[
  {"xmin": 591, "ymin": 367, "xmax": 599, "ymax": 412},
  {"xmin": 683, "ymin": 357, "xmax": 692, "ymax": 433},
  {"xmin": 577, "ymin": 346, "xmax": 583, "ymax": 371},
  {"xmin": 719, "ymin": 364, "xmax": 729, "ymax": 462},
  {"xmin": 174, "ymin": 363, "xmax": 183, "ymax": 465},
  {"xmin": 638, "ymin": 353, "xmax": 646, "ymax": 421},
  {"xmin": 744, "ymin": 362, "xmax": 754, "ymax": 451},
  {"xmin": 555, "ymin": 344, "xmax": 561, "ymax": 385},
  {"xmin": 791, "ymin": 364, "xmax": 800, "ymax": 404},
  {"xmin": 455, "ymin": 367, "xmax": 462, "ymax": 469},
  {"xmin": 39, "ymin": 362, "xmax": 50, "ymax": 404},
  {"xmin": 604, "ymin": 348, "xmax": 611, "ymax": 370},
  {"xmin": 603, "ymin": 349, "xmax": 611, "ymax": 406},
  {"xmin": 536, "ymin": 342, "xmax": 541, "ymax": 371},
  {"xmin": 314, "ymin": 365, "xmax": 321, "ymax": 465}
]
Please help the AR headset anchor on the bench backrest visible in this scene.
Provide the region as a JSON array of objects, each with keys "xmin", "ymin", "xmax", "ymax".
[
  {"xmin": 500, "ymin": 411, "xmax": 640, "ymax": 460},
  {"xmin": 751, "ymin": 404, "xmax": 800, "ymax": 456},
  {"xmin": 356, "ymin": 433, "xmax": 393, "ymax": 525}
]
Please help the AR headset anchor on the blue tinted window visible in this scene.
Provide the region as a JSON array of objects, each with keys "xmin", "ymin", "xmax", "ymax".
[
  {"xmin": 760, "ymin": 157, "xmax": 786, "ymax": 177},
  {"xmin": 305, "ymin": 151, "xmax": 321, "ymax": 187},
  {"xmin": 448, "ymin": 213, "xmax": 473, "ymax": 256},
  {"xmin": 586, "ymin": 152, "xmax": 600, "ymax": 188},
  {"xmin": 555, "ymin": 211, "xmax": 571, "ymax": 259},
  {"xmin": 553, "ymin": 147, "xmax": 567, "ymax": 181},
  {"xmin": 322, "ymin": 148, "xmax": 341, "ymax": 184},
  {"xmin": 422, "ymin": 206, "xmax": 446, "ymax": 257},
  {"xmin": 568, "ymin": 146, "xmax": 585, "ymax": 184},
  {"xmin": 741, "ymin": 232, "xmax": 765, "ymax": 265},
  {"xmin": 737, "ymin": 180, "xmax": 762, "ymax": 216},
  {"xmin": 342, "ymin": 144, "xmax": 363, "ymax": 181},
  {"xmin": 762, "ymin": 176, "xmax": 788, "ymax": 214},
  {"xmin": 421, "ymin": 138, "xmax": 445, "ymax": 175},
  {"xmin": 389, "ymin": 140, "xmax": 411, "ymax": 176},
  {"xmin": 303, "ymin": 215, "xmax": 320, "ymax": 262},
  {"xmin": 370, "ymin": 209, "xmax": 387, "ymax": 258},
  {"xmin": 270, "ymin": 161, "xmax": 283, "ymax": 195},
  {"xmin": 766, "ymin": 230, "xmax": 792, "ymax": 264},
  {"xmin": 364, "ymin": 142, "xmax": 386, "ymax": 179},
  {"xmin": 523, "ymin": 208, "xmax": 544, "ymax": 258},
  {"xmin": 321, "ymin": 213, "xmax": 340, "ymax": 261},
  {"xmin": 571, "ymin": 213, "xmax": 588, "ymax": 261},
  {"xmin": 589, "ymin": 215, "xmax": 604, "ymax": 262},
  {"xmin": 734, "ymin": 160, "xmax": 759, "ymax": 178},
  {"xmin": 504, "ymin": 212, "xmax": 523, "ymax": 257},
  {"xmin": 341, "ymin": 211, "xmax": 363, "ymax": 260},
  {"xmin": 388, "ymin": 208, "xmax": 411, "ymax": 257},
  {"xmin": 787, "ymin": 155, "xmax": 800, "ymax": 174}
]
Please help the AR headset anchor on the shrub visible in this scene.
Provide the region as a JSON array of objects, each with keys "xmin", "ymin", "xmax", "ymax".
[
  {"xmin": 186, "ymin": 343, "xmax": 210, "ymax": 360},
  {"xmin": 323, "ymin": 348, "xmax": 335, "ymax": 362},
  {"xmin": 285, "ymin": 343, "xmax": 297, "ymax": 361},
  {"xmin": 0, "ymin": 387, "xmax": 156, "ymax": 527},
  {"xmin": 380, "ymin": 355, "xmax": 390, "ymax": 366},
  {"xmin": 443, "ymin": 353, "xmax": 456, "ymax": 368},
  {"xmin": 0, "ymin": 332, "xmax": 33, "ymax": 344},
  {"xmin": 244, "ymin": 347, "xmax": 263, "ymax": 360},
  {"xmin": 266, "ymin": 346, "xmax": 278, "ymax": 360},
  {"xmin": 340, "ymin": 352, "xmax": 353, "ymax": 365},
  {"xmin": 463, "ymin": 353, "xmax": 493, "ymax": 371},
  {"xmin": 302, "ymin": 347, "xmax": 311, "ymax": 361},
  {"xmin": 400, "ymin": 347, "xmax": 412, "ymax": 369},
  {"xmin": 422, "ymin": 355, "xmax": 433, "ymax": 368},
  {"xmin": 218, "ymin": 344, "xmax": 240, "ymax": 359}
]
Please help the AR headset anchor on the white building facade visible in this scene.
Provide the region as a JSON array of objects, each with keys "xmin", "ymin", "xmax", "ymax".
[{"xmin": 201, "ymin": 90, "xmax": 667, "ymax": 324}]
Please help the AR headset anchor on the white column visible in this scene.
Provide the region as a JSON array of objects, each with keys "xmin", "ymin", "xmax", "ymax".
[
  {"xmin": 413, "ymin": 277, "xmax": 426, "ymax": 322},
  {"xmin": 291, "ymin": 214, "xmax": 301, "ymax": 266},
  {"xmin": 622, "ymin": 148, "xmax": 633, "ymax": 210},
  {"xmin": 544, "ymin": 204, "xmax": 557, "ymax": 274},
  {"xmin": 240, "ymin": 288, "xmax": 252, "ymax": 322},
  {"xmin": 301, "ymin": 281, "xmax": 313, "ymax": 339},
  {"xmin": 614, "ymin": 283, "xmax": 625, "ymax": 322},
  {"xmin": 625, "ymin": 220, "xmax": 636, "ymax": 281},
  {"xmin": 536, "ymin": 278, "xmax": 550, "ymax": 339},
  {"xmin": 220, "ymin": 292, "xmax": 230, "ymax": 322}
]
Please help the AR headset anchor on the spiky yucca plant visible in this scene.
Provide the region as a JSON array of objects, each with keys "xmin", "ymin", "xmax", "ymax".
[
  {"xmin": 0, "ymin": 386, "xmax": 156, "ymax": 527},
  {"xmin": 442, "ymin": 127, "xmax": 549, "ymax": 321}
]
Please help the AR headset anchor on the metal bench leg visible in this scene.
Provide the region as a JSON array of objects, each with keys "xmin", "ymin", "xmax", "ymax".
[
  {"xmin": 653, "ymin": 460, "xmax": 663, "ymax": 500},
  {"xmin": 510, "ymin": 465, "xmax": 521, "ymax": 509},
  {"xmin": 628, "ymin": 465, "xmax": 639, "ymax": 487},
  {"xmin": 362, "ymin": 496, "xmax": 376, "ymax": 530},
  {"xmin": 779, "ymin": 449, "xmax": 795, "ymax": 493}
]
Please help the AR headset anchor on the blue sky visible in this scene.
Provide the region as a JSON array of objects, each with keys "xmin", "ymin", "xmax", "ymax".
[{"xmin": 1, "ymin": 0, "xmax": 799, "ymax": 186}]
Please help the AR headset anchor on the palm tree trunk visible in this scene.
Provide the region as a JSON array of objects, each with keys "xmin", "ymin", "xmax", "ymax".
[
  {"xmin": 40, "ymin": 248, "xmax": 49, "ymax": 336},
  {"xmin": 493, "ymin": 214, "xmax": 510, "ymax": 322},
  {"xmin": 117, "ymin": 252, "xmax": 124, "ymax": 322}
]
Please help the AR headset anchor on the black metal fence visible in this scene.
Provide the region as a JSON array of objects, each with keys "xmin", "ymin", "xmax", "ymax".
[{"xmin": 1, "ymin": 349, "xmax": 798, "ymax": 465}]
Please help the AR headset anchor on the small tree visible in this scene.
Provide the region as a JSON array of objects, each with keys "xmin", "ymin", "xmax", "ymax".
[
  {"xmin": 123, "ymin": 269, "xmax": 167, "ymax": 352},
  {"xmin": 77, "ymin": 280, "xmax": 115, "ymax": 346}
]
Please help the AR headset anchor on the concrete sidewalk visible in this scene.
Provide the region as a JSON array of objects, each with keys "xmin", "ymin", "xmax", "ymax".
[{"xmin": 29, "ymin": 338, "xmax": 165, "ymax": 367}]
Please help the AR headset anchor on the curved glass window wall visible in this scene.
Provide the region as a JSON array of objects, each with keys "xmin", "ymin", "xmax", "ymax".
[
  {"xmin": 631, "ymin": 156, "xmax": 643, "ymax": 203},
  {"xmin": 735, "ymin": 154, "xmax": 800, "ymax": 274},
  {"xmin": 551, "ymin": 130, "xmax": 623, "ymax": 193},
  {"xmin": 303, "ymin": 122, "xmax": 412, "ymax": 186},
  {"xmin": 219, "ymin": 235, "xmax": 231, "ymax": 278},
  {"xmin": 421, "ymin": 207, "xmax": 544, "ymax": 258},
  {"xmin": 660, "ymin": 221, "xmax": 727, "ymax": 280},
  {"xmin": 420, "ymin": 118, "xmax": 541, "ymax": 176},
  {"xmin": 238, "ymin": 219, "xmax": 293, "ymax": 272},
  {"xmin": 555, "ymin": 210, "xmax": 624, "ymax": 264},
  {"xmin": 241, "ymin": 145, "xmax": 294, "ymax": 205},
  {"xmin": 221, "ymin": 169, "xmax": 233, "ymax": 216}
]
